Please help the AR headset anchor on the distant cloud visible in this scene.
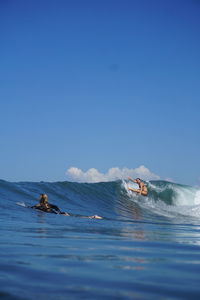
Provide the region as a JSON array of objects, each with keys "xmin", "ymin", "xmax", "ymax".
[{"xmin": 65, "ymin": 165, "xmax": 160, "ymax": 183}]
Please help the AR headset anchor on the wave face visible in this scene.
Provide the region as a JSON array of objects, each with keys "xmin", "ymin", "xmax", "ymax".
[
  {"xmin": 1, "ymin": 179, "xmax": 200, "ymax": 220},
  {"xmin": 124, "ymin": 180, "xmax": 200, "ymax": 220},
  {"xmin": 1, "ymin": 179, "xmax": 200, "ymax": 300}
]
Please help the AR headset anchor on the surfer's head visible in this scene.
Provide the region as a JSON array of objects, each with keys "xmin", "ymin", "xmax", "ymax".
[
  {"xmin": 135, "ymin": 178, "xmax": 141, "ymax": 183},
  {"xmin": 39, "ymin": 194, "xmax": 48, "ymax": 204}
]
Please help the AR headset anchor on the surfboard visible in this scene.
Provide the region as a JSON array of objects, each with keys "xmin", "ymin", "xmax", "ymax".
[{"xmin": 128, "ymin": 187, "xmax": 139, "ymax": 193}]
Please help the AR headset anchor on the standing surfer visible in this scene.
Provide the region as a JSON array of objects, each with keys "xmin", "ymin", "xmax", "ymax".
[{"xmin": 128, "ymin": 177, "xmax": 148, "ymax": 196}]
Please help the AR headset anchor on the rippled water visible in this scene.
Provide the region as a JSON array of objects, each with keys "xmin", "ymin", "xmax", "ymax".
[{"xmin": 0, "ymin": 180, "xmax": 200, "ymax": 299}]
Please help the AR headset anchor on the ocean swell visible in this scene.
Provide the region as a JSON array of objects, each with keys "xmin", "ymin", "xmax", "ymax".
[{"xmin": 0, "ymin": 179, "xmax": 200, "ymax": 222}]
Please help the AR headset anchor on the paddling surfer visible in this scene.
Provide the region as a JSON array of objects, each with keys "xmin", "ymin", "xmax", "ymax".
[
  {"xmin": 128, "ymin": 177, "xmax": 148, "ymax": 196},
  {"xmin": 31, "ymin": 194, "xmax": 63, "ymax": 214},
  {"xmin": 31, "ymin": 194, "xmax": 102, "ymax": 219}
]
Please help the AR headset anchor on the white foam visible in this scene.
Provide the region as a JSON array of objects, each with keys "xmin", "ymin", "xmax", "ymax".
[
  {"xmin": 194, "ymin": 190, "xmax": 200, "ymax": 205},
  {"xmin": 173, "ymin": 186, "xmax": 200, "ymax": 206}
]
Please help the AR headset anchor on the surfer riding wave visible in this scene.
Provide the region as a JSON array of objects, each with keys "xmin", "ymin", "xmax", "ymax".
[{"xmin": 128, "ymin": 177, "xmax": 148, "ymax": 196}]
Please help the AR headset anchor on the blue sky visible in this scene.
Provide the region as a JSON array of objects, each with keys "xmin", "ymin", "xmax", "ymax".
[{"xmin": 0, "ymin": 0, "xmax": 200, "ymax": 185}]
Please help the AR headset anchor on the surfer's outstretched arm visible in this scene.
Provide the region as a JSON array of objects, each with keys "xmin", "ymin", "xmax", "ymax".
[
  {"xmin": 60, "ymin": 212, "xmax": 71, "ymax": 216},
  {"xmin": 31, "ymin": 204, "xmax": 40, "ymax": 209},
  {"xmin": 49, "ymin": 203, "xmax": 62, "ymax": 213},
  {"xmin": 128, "ymin": 177, "xmax": 136, "ymax": 183}
]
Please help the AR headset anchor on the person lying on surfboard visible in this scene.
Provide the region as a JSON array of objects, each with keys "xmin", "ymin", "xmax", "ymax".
[
  {"xmin": 31, "ymin": 194, "xmax": 102, "ymax": 219},
  {"xmin": 31, "ymin": 194, "xmax": 63, "ymax": 214},
  {"xmin": 127, "ymin": 177, "xmax": 148, "ymax": 196}
]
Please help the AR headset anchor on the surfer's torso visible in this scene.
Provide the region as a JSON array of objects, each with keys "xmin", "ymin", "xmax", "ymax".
[{"xmin": 31, "ymin": 202, "xmax": 61, "ymax": 214}]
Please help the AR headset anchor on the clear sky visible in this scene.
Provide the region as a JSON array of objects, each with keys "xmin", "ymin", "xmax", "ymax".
[{"xmin": 0, "ymin": 0, "xmax": 200, "ymax": 185}]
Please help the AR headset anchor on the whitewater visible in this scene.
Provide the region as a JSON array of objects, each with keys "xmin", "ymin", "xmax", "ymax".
[{"xmin": 0, "ymin": 179, "xmax": 200, "ymax": 299}]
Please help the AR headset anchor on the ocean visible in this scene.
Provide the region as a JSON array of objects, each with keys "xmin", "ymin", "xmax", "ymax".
[{"xmin": 0, "ymin": 179, "xmax": 200, "ymax": 299}]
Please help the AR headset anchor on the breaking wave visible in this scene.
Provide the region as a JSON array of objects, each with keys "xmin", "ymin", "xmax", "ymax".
[{"xmin": 0, "ymin": 179, "xmax": 200, "ymax": 222}]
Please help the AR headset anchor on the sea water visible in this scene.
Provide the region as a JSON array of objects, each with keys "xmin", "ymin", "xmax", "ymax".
[{"xmin": 0, "ymin": 179, "xmax": 200, "ymax": 299}]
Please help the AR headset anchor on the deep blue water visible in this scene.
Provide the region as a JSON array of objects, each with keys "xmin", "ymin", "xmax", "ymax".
[{"xmin": 0, "ymin": 179, "xmax": 200, "ymax": 299}]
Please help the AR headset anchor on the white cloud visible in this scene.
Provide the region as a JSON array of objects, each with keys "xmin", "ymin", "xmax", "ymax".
[{"xmin": 66, "ymin": 165, "xmax": 160, "ymax": 183}]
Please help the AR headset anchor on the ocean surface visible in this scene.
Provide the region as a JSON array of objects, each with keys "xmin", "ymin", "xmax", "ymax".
[{"xmin": 0, "ymin": 179, "xmax": 200, "ymax": 300}]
